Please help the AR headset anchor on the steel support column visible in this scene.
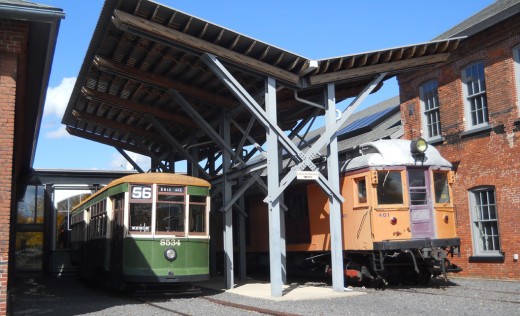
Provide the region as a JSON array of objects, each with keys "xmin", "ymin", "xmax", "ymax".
[
  {"xmin": 325, "ymin": 83, "xmax": 344, "ymax": 292},
  {"xmin": 221, "ymin": 112, "xmax": 234, "ymax": 289},
  {"xmin": 238, "ymin": 177, "xmax": 247, "ymax": 281},
  {"xmin": 266, "ymin": 77, "xmax": 284, "ymax": 297}
]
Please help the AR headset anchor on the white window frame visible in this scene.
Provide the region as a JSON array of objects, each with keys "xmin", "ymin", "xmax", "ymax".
[
  {"xmin": 461, "ymin": 62, "xmax": 489, "ymax": 130},
  {"xmin": 514, "ymin": 45, "xmax": 520, "ymax": 113},
  {"xmin": 469, "ymin": 187, "xmax": 501, "ymax": 256},
  {"xmin": 419, "ymin": 80, "xmax": 442, "ymax": 141}
]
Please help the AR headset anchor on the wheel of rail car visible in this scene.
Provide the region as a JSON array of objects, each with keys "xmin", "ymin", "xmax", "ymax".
[{"xmin": 417, "ymin": 266, "xmax": 432, "ymax": 285}]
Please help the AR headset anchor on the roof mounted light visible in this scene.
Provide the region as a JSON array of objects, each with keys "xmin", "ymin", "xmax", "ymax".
[{"xmin": 410, "ymin": 138, "xmax": 428, "ymax": 155}]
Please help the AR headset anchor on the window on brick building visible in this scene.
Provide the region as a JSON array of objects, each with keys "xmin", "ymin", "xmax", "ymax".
[
  {"xmin": 419, "ymin": 80, "xmax": 442, "ymax": 141},
  {"xmin": 462, "ymin": 62, "xmax": 489, "ymax": 129},
  {"xmin": 514, "ymin": 45, "xmax": 520, "ymax": 112},
  {"xmin": 469, "ymin": 187, "xmax": 501, "ymax": 256}
]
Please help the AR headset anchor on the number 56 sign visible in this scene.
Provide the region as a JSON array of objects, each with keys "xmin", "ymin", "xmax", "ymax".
[{"xmin": 131, "ymin": 185, "xmax": 152, "ymax": 199}]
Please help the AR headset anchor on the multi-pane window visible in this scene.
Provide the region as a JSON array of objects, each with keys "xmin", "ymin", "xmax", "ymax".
[
  {"xmin": 462, "ymin": 62, "xmax": 489, "ymax": 129},
  {"xmin": 469, "ymin": 187, "xmax": 501, "ymax": 256},
  {"xmin": 419, "ymin": 80, "xmax": 442, "ymax": 140}
]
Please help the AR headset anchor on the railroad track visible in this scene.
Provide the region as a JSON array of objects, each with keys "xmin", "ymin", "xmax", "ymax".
[{"xmin": 133, "ymin": 287, "xmax": 302, "ymax": 316}]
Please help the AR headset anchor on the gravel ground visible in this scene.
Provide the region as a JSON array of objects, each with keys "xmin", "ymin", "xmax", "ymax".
[{"xmin": 10, "ymin": 275, "xmax": 520, "ymax": 316}]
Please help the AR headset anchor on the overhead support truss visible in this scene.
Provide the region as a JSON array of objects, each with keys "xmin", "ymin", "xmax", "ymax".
[{"xmin": 200, "ymin": 52, "xmax": 388, "ymax": 295}]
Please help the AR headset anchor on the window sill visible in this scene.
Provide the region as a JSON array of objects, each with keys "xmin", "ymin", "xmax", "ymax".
[
  {"xmin": 468, "ymin": 254, "xmax": 505, "ymax": 263},
  {"xmin": 460, "ymin": 125, "xmax": 492, "ymax": 138},
  {"xmin": 425, "ymin": 137, "xmax": 444, "ymax": 145}
]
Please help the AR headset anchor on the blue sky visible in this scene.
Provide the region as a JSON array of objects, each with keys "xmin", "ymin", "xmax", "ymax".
[{"xmin": 33, "ymin": 0, "xmax": 495, "ymax": 171}]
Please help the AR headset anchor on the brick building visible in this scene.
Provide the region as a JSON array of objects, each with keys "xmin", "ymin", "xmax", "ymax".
[
  {"xmin": 397, "ymin": 0, "xmax": 520, "ymax": 280},
  {"xmin": 0, "ymin": 1, "xmax": 63, "ymax": 314}
]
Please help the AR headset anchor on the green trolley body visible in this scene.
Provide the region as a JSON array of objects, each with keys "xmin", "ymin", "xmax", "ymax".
[{"xmin": 70, "ymin": 173, "xmax": 211, "ymax": 286}]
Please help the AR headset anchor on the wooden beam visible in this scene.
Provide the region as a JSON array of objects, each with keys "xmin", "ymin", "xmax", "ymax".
[
  {"xmin": 82, "ymin": 87, "xmax": 198, "ymax": 128},
  {"xmin": 309, "ymin": 53, "xmax": 450, "ymax": 86},
  {"xmin": 112, "ymin": 10, "xmax": 301, "ymax": 86},
  {"xmin": 66, "ymin": 126, "xmax": 152, "ymax": 157},
  {"xmin": 94, "ymin": 56, "xmax": 237, "ymax": 109},
  {"xmin": 72, "ymin": 109, "xmax": 166, "ymax": 143}
]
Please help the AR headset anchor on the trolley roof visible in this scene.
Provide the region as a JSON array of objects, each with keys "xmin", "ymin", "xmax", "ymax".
[
  {"xmin": 72, "ymin": 172, "xmax": 210, "ymax": 212},
  {"xmin": 341, "ymin": 139, "xmax": 452, "ymax": 172},
  {"xmin": 61, "ymin": 0, "xmax": 461, "ymax": 166}
]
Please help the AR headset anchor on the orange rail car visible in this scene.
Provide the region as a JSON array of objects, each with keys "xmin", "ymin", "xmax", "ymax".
[{"xmin": 247, "ymin": 139, "xmax": 461, "ymax": 286}]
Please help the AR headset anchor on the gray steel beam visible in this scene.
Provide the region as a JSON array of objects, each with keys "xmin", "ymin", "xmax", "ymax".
[
  {"xmin": 266, "ymin": 77, "xmax": 284, "ymax": 297},
  {"xmin": 269, "ymin": 72, "xmax": 388, "ymax": 202},
  {"xmin": 238, "ymin": 177, "xmax": 247, "ymax": 281},
  {"xmin": 202, "ymin": 53, "xmax": 342, "ymax": 203},
  {"xmin": 325, "ymin": 83, "xmax": 344, "ymax": 292},
  {"xmin": 145, "ymin": 114, "xmax": 211, "ymax": 179},
  {"xmin": 115, "ymin": 147, "xmax": 144, "ymax": 173},
  {"xmin": 221, "ymin": 112, "xmax": 234, "ymax": 289},
  {"xmin": 232, "ymin": 116, "xmax": 255, "ymax": 167},
  {"xmin": 168, "ymin": 89, "xmax": 244, "ymax": 167}
]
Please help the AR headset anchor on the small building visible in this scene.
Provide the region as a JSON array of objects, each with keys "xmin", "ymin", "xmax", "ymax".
[
  {"xmin": 397, "ymin": 0, "xmax": 520, "ymax": 280},
  {"xmin": 0, "ymin": 1, "xmax": 63, "ymax": 314}
]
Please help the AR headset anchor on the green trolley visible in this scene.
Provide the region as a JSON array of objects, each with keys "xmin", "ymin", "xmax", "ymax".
[{"xmin": 70, "ymin": 173, "xmax": 211, "ymax": 287}]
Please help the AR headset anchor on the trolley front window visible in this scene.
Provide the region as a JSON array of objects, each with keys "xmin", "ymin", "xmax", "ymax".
[
  {"xmin": 129, "ymin": 204, "xmax": 152, "ymax": 232},
  {"xmin": 156, "ymin": 204, "xmax": 184, "ymax": 233},
  {"xmin": 433, "ymin": 172, "xmax": 451, "ymax": 204},
  {"xmin": 129, "ymin": 184, "xmax": 153, "ymax": 234},
  {"xmin": 377, "ymin": 171, "xmax": 403, "ymax": 205},
  {"xmin": 156, "ymin": 185, "xmax": 185, "ymax": 235}
]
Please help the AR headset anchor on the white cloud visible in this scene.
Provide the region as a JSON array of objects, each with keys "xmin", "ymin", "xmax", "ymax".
[
  {"xmin": 45, "ymin": 124, "xmax": 71, "ymax": 139},
  {"xmin": 44, "ymin": 77, "xmax": 76, "ymax": 118},
  {"xmin": 110, "ymin": 151, "xmax": 151, "ymax": 171}
]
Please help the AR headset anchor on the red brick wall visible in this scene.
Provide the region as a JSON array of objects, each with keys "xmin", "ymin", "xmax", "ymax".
[
  {"xmin": 0, "ymin": 19, "xmax": 26, "ymax": 315},
  {"xmin": 398, "ymin": 15, "xmax": 520, "ymax": 280}
]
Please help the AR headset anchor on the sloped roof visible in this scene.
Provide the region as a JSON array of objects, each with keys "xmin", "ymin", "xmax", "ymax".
[
  {"xmin": 305, "ymin": 96, "xmax": 403, "ymax": 155},
  {"xmin": 434, "ymin": 0, "xmax": 520, "ymax": 39},
  {"xmin": 61, "ymin": 0, "xmax": 459, "ymax": 169}
]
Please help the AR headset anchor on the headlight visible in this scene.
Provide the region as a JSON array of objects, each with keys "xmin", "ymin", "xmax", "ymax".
[
  {"xmin": 164, "ymin": 247, "xmax": 177, "ymax": 262},
  {"xmin": 410, "ymin": 138, "xmax": 428, "ymax": 154}
]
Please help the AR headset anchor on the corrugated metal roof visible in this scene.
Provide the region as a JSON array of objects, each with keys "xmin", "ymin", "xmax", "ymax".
[{"xmin": 62, "ymin": 0, "xmax": 460, "ymax": 171}]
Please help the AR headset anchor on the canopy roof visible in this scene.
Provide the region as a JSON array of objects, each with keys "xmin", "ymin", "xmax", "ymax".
[{"xmin": 62, "ymin": 0, "xmax": 461, "ymax": 168}]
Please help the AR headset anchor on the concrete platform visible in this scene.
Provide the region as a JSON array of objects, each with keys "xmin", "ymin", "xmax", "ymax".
[{"xmin": 197, "ymin": 277, "xmax": 365, "ymax": 301}]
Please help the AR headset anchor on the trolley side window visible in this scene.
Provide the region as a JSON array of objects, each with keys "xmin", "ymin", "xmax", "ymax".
[
  {"xmin": 433, "ymin": 172, "xmax": 451, "ymax": 204},
  {"xmin": 129, "ymin": 185, "xmax": 153, "ymax": 234},
  {"xmin": 189, "ymin": 195, "xmax": 207, "ymax": 234},
  {"xmin": 355, "ymin": 177, "xmax": 368, "ymax": 204},
  {"xmin": 156, "ymin": 185, "xmax": 185, "ymax": 235},
  {"xmin": 376, "ymin": 170, "xmax": 403, "ymax": 205}
]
